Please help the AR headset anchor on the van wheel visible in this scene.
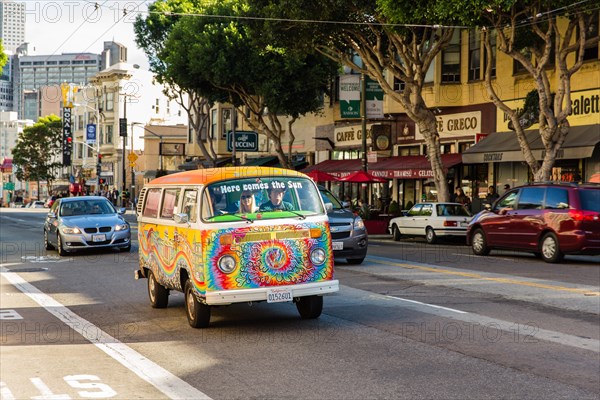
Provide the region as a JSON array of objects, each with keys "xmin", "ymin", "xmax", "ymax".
[
  {"xmin": 471, "ymin": 229, "xmax": 490, "ymax": 256},
  {"xmin": 147, "ymin": 271, "xmax": 169, "ymax": 308},
  {"xmin": 295, "ymin": 295, "xmax": 323, "ymax": 319},
  {"xmin": 185, "ymin": 280, "xmax": 211, "ymax": 328},
  {"xmin": 540, "ymin": 233, "xmax": 564, "ymax": 263},
  {"xmin": 392, "ymin": 225, "xmax": 401, "ymax": 241},
  {"xmin": 425, "ymin": 227, "xmax": 437, "ymax": 244},
  {"xmin": 44, "ymin": 229, "xmax": 54, "ymax": 250}
]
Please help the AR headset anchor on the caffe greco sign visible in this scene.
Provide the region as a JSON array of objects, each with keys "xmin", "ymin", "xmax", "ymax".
[
  {"xmin": 334, "ymin": 124, "xmax": 375, "ymax": 147},
  {"xmin": 416, "ymin": 111, "xmax": 481, "ymax": 139}
]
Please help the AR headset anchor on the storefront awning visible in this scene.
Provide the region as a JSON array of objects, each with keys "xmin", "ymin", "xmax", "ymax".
[
  {"xmin": 462, "ymin": 125, "xmax": 600, "ymax": 164},
  {"xmin": 302, "ymin": 154, "xmax": 462, "ymax": 179}
]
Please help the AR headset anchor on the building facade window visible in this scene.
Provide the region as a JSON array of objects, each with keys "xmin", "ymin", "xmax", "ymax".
[
  {"xmin": 211, "ymin": 109, "xmax": 217, "ymax": 139},
  {"xmin": 441, "ymin": 30, "xmax": 461, "ymax": 83},
  {"xmin": 222, "ymin": 108, "xmax": 232, "ymax": 140},
  {"xmin": 106, "ymin": 125, "xmax": 113, "ymax": 144},
  {"xmin": 469, "ymin": 29, "xmax": 481, "ymax": 81},
  {"xmin": 581, "ymin": 11, "xmax": 599, "ymax": 61},
  {"xmin": 105, "ymin": 92, "xmax": 114, "ymax": 111}
]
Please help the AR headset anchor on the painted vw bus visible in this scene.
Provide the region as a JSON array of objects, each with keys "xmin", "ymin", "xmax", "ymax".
[{"xmin": 135, "ymin": 167, "xmax": 339, "ymax": 328}]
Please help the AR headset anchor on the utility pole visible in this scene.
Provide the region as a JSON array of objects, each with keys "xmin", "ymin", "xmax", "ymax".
[
  {"xmin": 120, "ymin": 95, "xmax": 128, "ymax": 207},
  {"xmin": 231, "ymin": 109, "xmax": 237, "ymax": 166}
]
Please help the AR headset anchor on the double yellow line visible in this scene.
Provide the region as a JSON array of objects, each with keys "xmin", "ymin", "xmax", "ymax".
[{"xmin": 370, "ymin": 258, "xmax": 600, "ymax": 296}]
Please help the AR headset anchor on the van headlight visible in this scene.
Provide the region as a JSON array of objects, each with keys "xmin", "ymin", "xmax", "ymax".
[
  {"xmin": 61, "ymin": 226, "xmax": 81, "ymax": 234},
  {"xmin": 218, "ymin": 255, "xmax": 236, "ymax": 274},
  {"xmin": 310, "ymin": 248, "xmax": 326, "ymax": 265},
  {"xmin": 353, "ymin": 217, "xmax": 365, "ymax": 230},
  {"xmin": 115, "ymin": 223, "xmax": 129, "ymax": 231}
]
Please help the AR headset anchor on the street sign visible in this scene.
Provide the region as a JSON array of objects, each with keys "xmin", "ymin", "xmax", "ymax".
[
  {"xmin": 62, "ymin": 107, "xmax": 72, "ymax": 166},
  {"xmin": 86, "ymin": 124, "xmax": 97, "ymax": 145},
  {"xmin": 128, "ymin": 153, "xmax": 138, "ymax": 162},
  {"xmin": 227, "ymin": 131, "xmax": 258, "ymax": 152},
  {"xmin": 129, "ymin": 161, "xmax": 137, "ymax": 168}
]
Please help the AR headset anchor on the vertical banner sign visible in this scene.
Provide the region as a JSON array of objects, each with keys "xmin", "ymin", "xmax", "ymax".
[
  {"xmin": 62, "ymin": 107, "xmax": 72, "ymax": 166},
  {"xmin": 340, "ymin": 75, "xmax": 361, "ymax": 118},
  {"xmin": 86, "ymin": 124, "xmax": 97, "ymax": 145},
  {"xmin": 366, "ymin": 77, "xmax": 384, "ymax": 119}
]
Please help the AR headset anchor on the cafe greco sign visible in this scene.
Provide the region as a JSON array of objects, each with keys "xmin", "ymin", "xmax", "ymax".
[
  {"xmin": 415, "ymin": 111, "xmax": 482, "ymax": 139},
  {"xmin": 334, "ymin": 123, "xmax": 375, "ymax": 147}
]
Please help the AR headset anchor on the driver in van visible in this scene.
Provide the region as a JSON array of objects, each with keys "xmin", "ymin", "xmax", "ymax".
[{"xmin": 259, "ymin": 184, "xmax": 293, "ymax": 211}]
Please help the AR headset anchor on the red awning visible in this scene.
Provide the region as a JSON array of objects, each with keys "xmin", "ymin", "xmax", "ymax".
[
  {"xmin": 0, "ymin": 158, "xmax": 12, "ymax": 172},
  {"xmin": 302, "ymin": 154, "xmax": 462, "ymax": 179}
]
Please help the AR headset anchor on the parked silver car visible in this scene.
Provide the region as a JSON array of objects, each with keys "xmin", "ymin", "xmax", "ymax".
[
  {"xmin": 44, "ymin": 196, "xmax": 131, "ymax": 255},
  {"xmin": 318, "ymin": 186, "xmax": 368, "ymax": 264}
]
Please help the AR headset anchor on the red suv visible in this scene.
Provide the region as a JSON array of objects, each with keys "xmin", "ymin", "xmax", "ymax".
[{"xmin": 467, "ymin": 183, "xmax": 600, "ymax": 263}]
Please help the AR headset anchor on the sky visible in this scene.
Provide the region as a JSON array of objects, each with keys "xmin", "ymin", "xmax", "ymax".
[{"xmin": 23, "ymin": 0, "xmax": 151, "ymax": 68}]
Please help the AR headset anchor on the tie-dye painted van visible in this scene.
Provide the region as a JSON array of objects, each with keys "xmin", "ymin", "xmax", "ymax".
[{"xmin": 135, "ymin": 167, "xmax": 339, "ymax": 328}]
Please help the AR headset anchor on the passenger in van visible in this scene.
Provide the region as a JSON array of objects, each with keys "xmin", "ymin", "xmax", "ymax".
[
  {"xmin": 238, "ymin": 191, "xmax": 259, "ymax": 214},
  {"xmin": 259, "ymin": 184, "xmax": 294, "ymax": 211}
]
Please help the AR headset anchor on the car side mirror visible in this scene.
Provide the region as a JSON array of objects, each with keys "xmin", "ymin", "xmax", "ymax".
[
  {"xmin": 174, "ymin": 213, "xmax": 189, "ymax": 224},
  {"xmin": 47, "ymin": 211, "xmax": 56, "ymax": 218},
  {"xmin": 117, "ymin": 207, "xmax": 127, "ymax": 215}
]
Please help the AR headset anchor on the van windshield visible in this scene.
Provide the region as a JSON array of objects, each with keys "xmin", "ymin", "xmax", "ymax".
[{"xmin": 202, "ymin": 177, "xmax": 324, "ymax": 221}]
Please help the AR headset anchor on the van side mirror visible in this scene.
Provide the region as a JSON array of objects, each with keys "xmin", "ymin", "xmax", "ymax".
[
  {"xmin": 325, "ymin": 203, "xmax": 333, "ymax": 213},
  {"xmin": 174, "ymin": 213, "xmax": 189, "ymax": 224},
  {"xmin": 341, "ymin": 201, "xmax": 350, "ymax": 209}
]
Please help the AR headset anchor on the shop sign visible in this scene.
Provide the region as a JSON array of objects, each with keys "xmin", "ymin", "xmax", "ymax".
[
  {"xmin": 366, "ymin": 77, "xmax": 384, "ymax": 119},
  {"xmin": 334, "ymin": 123, "xmax": 375, "ymax": 147},
  {"xmin": 416, "ymin": 111, "xmax": 481, "ymax": 139},
  {"xmin": 497, "ymin": 88, "xmax": 600, "ymax": 131}
]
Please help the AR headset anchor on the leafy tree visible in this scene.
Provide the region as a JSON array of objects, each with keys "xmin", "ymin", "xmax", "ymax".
[
  {"xmin": 467, "ymin": 0, "xmax": 599, "ymax": 181},
  {"xmin": 0, "ymin": 40, "xmax": 7, "ymax": 69},
  {"xmin": 135, "ymin": 0, "xmax": 224, "ymax": 166},
  {"xmin": 12, "ymin": 115, "xmax": 63, "ymax": 191},
  {"xmin": 136, "ymin": 0, "xmax": 337, "ymax": 168},
  {"xmin": 248, "ymin": 0, "xmax": 463, "ymax": 201}
]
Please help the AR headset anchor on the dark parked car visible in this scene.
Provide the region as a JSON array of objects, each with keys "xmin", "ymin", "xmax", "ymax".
[
  {"xmin": 44, "ymin": 196, "xmax": 131, "ymax": 255},
  {"xmin": 318, "ymin": 186, "xmax": 368, "ymax": 264},
  {"xmin": 467, "ymin": 183, "xmax": 600, "ymax": 263}
]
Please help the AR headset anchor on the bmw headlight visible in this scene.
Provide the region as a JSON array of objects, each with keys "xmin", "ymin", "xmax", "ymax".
[
  {"xmin": 353, "ymin": 216, "xmax": 365, "ymax": 230},
  {"xmin": 310, "ymin": 248, "xmax": 326, "ymax": 265},
  {"xmin": 115, "ymin": 223, "xmax": 129, "ymax": 231},
  {"xmin": 61, "ymin": 226, "xmax": 81, "ymax": 234},
  {"xmin": 217, "ymin": 255, "xmax": 236, "ymax": 274}
]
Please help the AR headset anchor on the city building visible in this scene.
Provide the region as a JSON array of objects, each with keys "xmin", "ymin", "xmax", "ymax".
[
  {"xmin": 0, "ymin": 0, "xmax": 25, "ymax": 52},
  {"xmin": 0, "ymin": 110, "xmax": 33, "ymax": 203}
]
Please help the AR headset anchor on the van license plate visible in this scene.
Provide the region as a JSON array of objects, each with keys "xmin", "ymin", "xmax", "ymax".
[
  {"xmin": 267, "ymin": 288, "xmax": 293, "ymax": 303},
  {"xmin": 93, "ymin": 234, "xmax": 106, "ymax": 242},
  {"xmin": 332, "ymin": 241, "xmax": 343, "ymax": 250}
]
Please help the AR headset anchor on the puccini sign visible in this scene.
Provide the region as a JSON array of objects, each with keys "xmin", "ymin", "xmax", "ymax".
[
  {"xmin": 496, "ymin": 88, "xmax": 600, "ymax": 131},
  {"xmin": 415, "ymin": 111, "xmax": 482, "ymax": 139},
  {"xmin": 334, "ymin": 123, "xmax": 375, "ymax": 147}
]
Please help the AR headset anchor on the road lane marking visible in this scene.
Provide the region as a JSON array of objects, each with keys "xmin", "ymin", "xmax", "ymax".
[
  {"xmin": 0, "ymin": 266, "xmax": 212, "ymax": 400},
  {"xmin": 385, "ymin": 295, "xmax": 468, "ymax": 314},
  {"xmin": 368, "ymin": 257, "xmax": 600, "ymax": 296}
]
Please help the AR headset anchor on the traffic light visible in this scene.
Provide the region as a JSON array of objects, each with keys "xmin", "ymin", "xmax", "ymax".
[
  {"xmin": 96, "ymin": 153, "xmax": 102, "ymax": 179},
  {"xmin": 119, "ymin": 118, "xmax": 127, "ymax": 137}
]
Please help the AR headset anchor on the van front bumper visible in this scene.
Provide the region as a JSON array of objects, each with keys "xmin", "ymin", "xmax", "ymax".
[{"xmin": 205, "ymin": 280, "xmax": 339, "ymax": 305}]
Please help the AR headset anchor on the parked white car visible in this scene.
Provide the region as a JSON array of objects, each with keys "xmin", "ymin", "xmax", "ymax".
[{"xmin": 388, "ymin": 202, "xmax": 473, "ymax": 244}]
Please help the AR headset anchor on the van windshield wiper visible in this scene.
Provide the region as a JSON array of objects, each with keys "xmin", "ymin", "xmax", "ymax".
[
  {"xmin": 205, "ymin": 213, "xmax": 254, "ymax": 223},
  {"xmin": 258, "ymin": 210, "xmax": 306, "ymax": 220}
]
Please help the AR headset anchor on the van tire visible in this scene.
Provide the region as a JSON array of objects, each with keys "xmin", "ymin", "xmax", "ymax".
[
  {"xmin": 540, "ymin": 232, "xmax": 564, "ymax": 263},
  {"xmin": 147, "ymin": 271, "xmax": 169, "ymax": 308},
  {"xmin": 471, "ymin": 229, "xmax": 490, "ymax": 256},
  {"xmin": 185, "ymin": 280, "xmax": 211, "ymax": 328},
  {"xmin": 295, "ymin": 295, "xmax": 323, "ymax": 319}
]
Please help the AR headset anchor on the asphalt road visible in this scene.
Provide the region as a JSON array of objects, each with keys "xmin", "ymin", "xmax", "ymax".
[{"xmin": 1, "ymin": 208, "xmax": 599, "ymax": 399}]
